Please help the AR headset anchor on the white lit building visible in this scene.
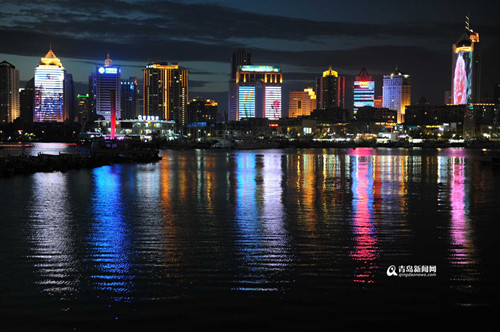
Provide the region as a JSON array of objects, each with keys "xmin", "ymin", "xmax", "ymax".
[{"xmin": 34, "ymin": 48, "xmax": 66, "ymax": 122}]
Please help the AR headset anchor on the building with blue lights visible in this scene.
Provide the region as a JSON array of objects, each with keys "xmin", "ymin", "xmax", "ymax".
[
  {"xmin": 382, "ymin": 66, "xmax": 411, "ymax": 123},
  {"xmin": 90, "ymin": 53, "xmax": 121, "ymax": 120}
]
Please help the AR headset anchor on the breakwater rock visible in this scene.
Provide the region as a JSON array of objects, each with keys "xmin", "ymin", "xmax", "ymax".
[{"xmin": 0, "ymin": 152, "xmax": 162, "ymax": 178}]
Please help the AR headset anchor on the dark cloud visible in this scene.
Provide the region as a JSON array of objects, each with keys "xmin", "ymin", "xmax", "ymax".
[{"xmin": 1, "ymin": 0, "xmax": 499, "ymax": 112}]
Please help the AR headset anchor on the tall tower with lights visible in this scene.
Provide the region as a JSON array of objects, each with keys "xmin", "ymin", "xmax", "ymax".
[
  {"xmin": 91, "ymin": 53, "xmax": 121, "ymax": 120},
  {"xmin": 451, "ymin": 15, "xmax": 481, "ymax": 105}
]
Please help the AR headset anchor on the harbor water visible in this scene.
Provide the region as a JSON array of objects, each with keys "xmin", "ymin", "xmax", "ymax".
[{"xmin": 1, "ymin": 144, "xmax": 499, "ymax": 330}]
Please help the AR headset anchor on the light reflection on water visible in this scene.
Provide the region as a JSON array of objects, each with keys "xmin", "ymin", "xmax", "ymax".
[
  {"xmin": 1, "ymin": 145, "xmax": 498, "ymax": 325},
  {"xmin": 89, "ymin": 166, "xmax": 133, "ymax": 301},
  {"xmin": 28, "ymin": 172, "xmax": 79, "ymax": 298}
]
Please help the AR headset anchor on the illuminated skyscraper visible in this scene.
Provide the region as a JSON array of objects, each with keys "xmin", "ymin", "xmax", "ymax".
[
  {"xmin": 382, "ymin": 66, "xmax": 411, "ymax": 123},
  {"xmin": 34, "ymin": 48, "xmax": 66, "ymax": 122},
  {"xmin": 451, "ymin": 16, "xmax": 481, "ymax": 105},
  {"xmin": 235, "ymin": 65, "xmax": 282, "ymax": 120},
  {"xmin": 316, "ymin": 66, "xmax": 345, "ymax": 109},
  {"xmin": 228, "ymin": 49, "xmax": 253, "ymax": 122},
  {"xmin": 144, "ymin": 62, "xmax": 188, "ymax": 125},
  {"xmin": 91, "ymin": 53, "xmax": 121, "ymax": 120},
  {"xmin": 0, "ymin": 60, "xmax": 19, "ymax": 123},
  {"xmin": 353, "ymin": 66, "xmax": 375, "ymax": 115},
  {"xmin": 289, "ymin": 88, "xmax": 316, "ymax": 118}
]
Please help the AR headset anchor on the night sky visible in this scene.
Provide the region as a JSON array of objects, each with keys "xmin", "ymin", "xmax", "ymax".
[{"xmin": 1, "ymin": 0, "xmax": 499, "ymax": 114}]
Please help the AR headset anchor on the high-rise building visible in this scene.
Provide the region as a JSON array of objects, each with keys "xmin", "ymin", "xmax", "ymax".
[
  {"xmin": 76, "ymin": 94, "xmax": 90, "ymax": 123},
  {"xmin": 235, "ymin": 65, "xmax": 282, "ymax": 120},
  {"xmin": 120, "ymin": 77, "xmax": 138, "ymax": 119},
  {"xmin": 353, "ymin": 66, "xmax": 375, "ymax": 114},
  {"xmin": 144, "ymin": 62, "xmax": 188, "ymax": 125},
  {"xmin": 91, "ymin": 53, "xmax": 121, "ymax": 120},
  {"xmin": 64, "ymin": 73, "xmax": 75, "ymax": 122},
  {"xmin": 20, "ymin": 78, "xmax": 34, "ymax": 123},
  {"xmin": 451, "ymin": 16, "xmax": 481, "ymax": 105},
  {"xmin": 382, "ymin": 66, "xmax": 411, "ymax": 123},
  {"xmin": 0, "ymin": 60, "xmax": 20, "ymax": 123},
  {"xmin": 289, "ymin": 88, "xmax": 316, "ymax": 118},
  {"xmin": 34, "ymin": 48, "xmax": 66, "ymax": 122},
  {"xmin": 228, "ymin": 49, "xmax": 254, "ymax": 122},
  {"xmin": 316, "ymin": 67, "xmax": 345, "ymax": 110}
]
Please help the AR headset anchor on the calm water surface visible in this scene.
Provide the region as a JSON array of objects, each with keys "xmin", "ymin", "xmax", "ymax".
[{"xmin": 1, "ymin": 144, "xmax": 499, "ymax": 330}]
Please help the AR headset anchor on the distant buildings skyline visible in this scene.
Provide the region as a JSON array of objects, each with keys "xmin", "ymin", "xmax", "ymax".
[{"xmin": 1, "ymin": 18, "xmax": 497, "ymax": 127}]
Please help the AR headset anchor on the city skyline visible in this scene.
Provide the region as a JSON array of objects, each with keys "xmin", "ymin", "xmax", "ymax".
[{"xmin": 1, "ymin": 1, "xmax": 499, "ymax": 115}]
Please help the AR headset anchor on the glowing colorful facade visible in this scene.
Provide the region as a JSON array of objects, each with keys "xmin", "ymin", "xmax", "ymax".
[
  {"xmin": 228, "ymin": 49, "xmax": 254, "ymax": 122},
  {"xmin": 238, "ymin": 86, "xmax": 256, "ymax": 119},
  {"xmin": 451, "ymin": 17, "xmax": 480, "ymax": 105},
  {"xmin": 353, "ymin": 67, "xmax": 375, "ymax": 113},
  {"xmin": 34, "ymin": 49, "xmax": 65, "ymax": 122},
  {"xmin": 235, "ymin": 65, "xmax": 282, "ymax": 120}
]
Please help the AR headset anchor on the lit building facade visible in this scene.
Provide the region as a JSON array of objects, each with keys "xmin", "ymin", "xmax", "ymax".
[
  {"xmin": 91, "ymin": 53, "xmax": 121, "ymax": 120},
  {"xmin": 451, "ymin": 17, "xmax": 481, "ymax": 105},
  {"xmin": 316, "ymin": 67, "xmax": 345, "ymax": 109},
  {"xmin": 353, "ymin": 66, "xmax": 375, "ymax": 113},
  {"xmin": 289, "ymin": 88, "xmax": 316, "ymax": 118},
  {"xmin": 144, "ymin": 62, "xmax": 188, "ymax": 125},
  {"xmin": 235, "ymin": 65, "xmax": 282, "ymax": 121},
  {"xmin": 228, "ymin": 49, "xmax": 253, "ymax": 122},
  {"xmin": 0, "ymin": 60, "xmax": 20, "ymax": 123},
  {"xmin": 382, "ymin": 66, "xmax": 411, "ymax": 123},
  {"xmin": 34, "ymin": 48, "xmax": 66, "ymax": 122},
  {"xmin": 120, "ymin": 77, "xmax": 138, "ymax": 119}
]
